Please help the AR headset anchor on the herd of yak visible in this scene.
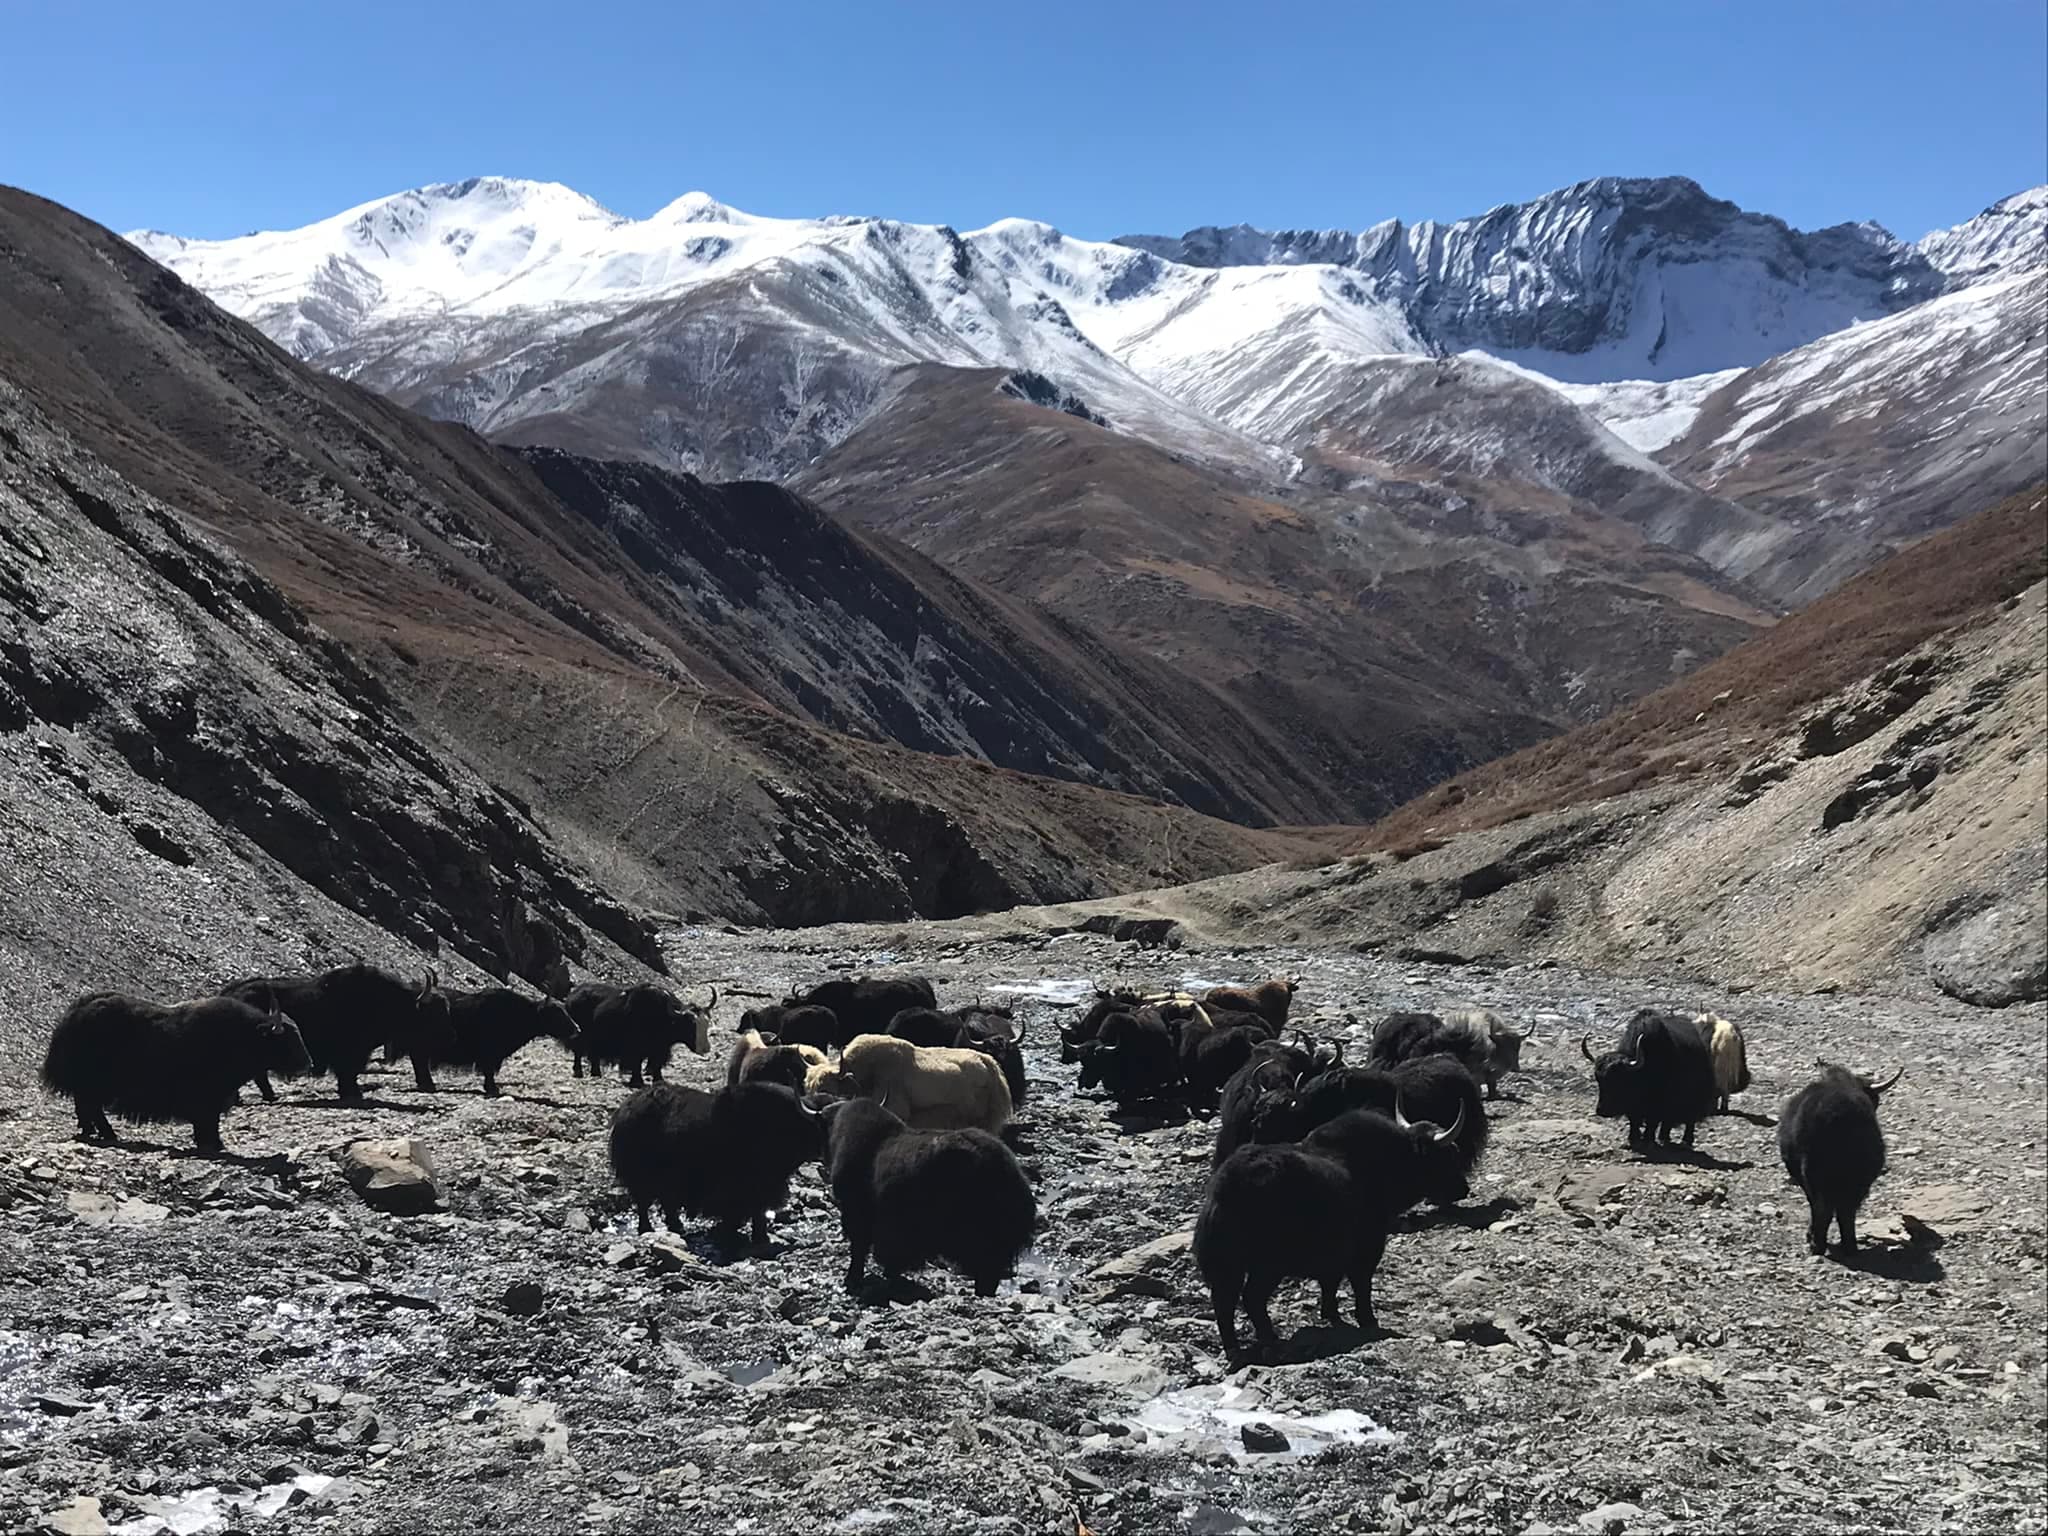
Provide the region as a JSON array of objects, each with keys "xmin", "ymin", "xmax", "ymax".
[{"xmin": 38, "ymin": 964, "xmax": 1906, "ymax": 1362}]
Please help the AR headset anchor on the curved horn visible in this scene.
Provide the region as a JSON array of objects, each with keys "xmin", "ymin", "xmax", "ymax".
[
  {"xmin": 1009, "ymin": 1014, "xmax": 1028, "ymax": 1045},
  {"xmin": 418, "ymin": 967, "xmax": 438, "ymax": 998},
  {"xmin": 1329, "ymin": 1039, "xmax": 1346, "ymax": 1065},
  {"xmin": 1392, "ymin": 1091, "xmax": 1413, "ymax": 1131},
  {"xmin": 1870, "ymin": 1065, "xmax": 1905, "ymax": 1095},
  {"xmin": 701, "ymin": 985, "xmax": 720, "ymax": 1013},
  {"xmin": 1579, "ymin": 1034, "xmax": 1597, "ymax": 1064},
  {"xmin": 1433, "ymin": 1097, "xmax": 1468, "ymax": 1144}
]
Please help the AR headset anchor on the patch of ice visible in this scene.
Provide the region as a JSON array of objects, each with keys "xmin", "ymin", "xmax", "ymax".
[
  {"xmin": 109, "ymin": 1475, "xmax": 333, "ymax": 1535},
  {"xmin": 984, "ymin": 977, "xmax": 1096, "ymax": 1005},
  {"xmin": 1126, "ymin": 1384, "xmax": 1393, "ymax": 1460}
]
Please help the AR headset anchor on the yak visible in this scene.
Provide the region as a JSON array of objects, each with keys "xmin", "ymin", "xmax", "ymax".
[
  {"xmin": 821, "ymin": 1097, "xmax": 1036, "ymax": 1296},
  {"xmin": 411, "ymin": 988, "xmax": 579, "ymax": 1096},
  {"xmin": 566, "ymin": 982, "xmax": 713, "ymax": 1086},
  {"xmin": 222, "ymin": 961, "xmax": 445, "ymax": 1103},
  {"xmin": 1582, "ymin": 1009, "xmax": 1719, "ymax": 1149},
  {"xmin": 1779, "ymin": 1062, "xmax": 1904, "ymax": 1256},
  {"xmin": 1197, "ymin": 1097, "xmax": 1469, "ymax": 1361},
  {"xmin": 43, "ymin": 990, "xmax": 312, "ymax": 1152},
  {"xmin": 609, "ymin": 1080, "xmax": 822, "ymax": 1243}
]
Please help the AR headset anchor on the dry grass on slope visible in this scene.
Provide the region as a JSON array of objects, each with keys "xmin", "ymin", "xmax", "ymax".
[{"xmin": 1355, "ymin": 484, "xmax": 2048, "ymax": 852}]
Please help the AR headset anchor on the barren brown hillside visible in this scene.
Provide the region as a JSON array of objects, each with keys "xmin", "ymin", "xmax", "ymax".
[
  {"xmin": 0, "ymin": 186, "xmax": 1321, "ymax": 928},
  {"xmin": 1356, "ymin": 485, "xmax": 2048, "ymax": 852}
]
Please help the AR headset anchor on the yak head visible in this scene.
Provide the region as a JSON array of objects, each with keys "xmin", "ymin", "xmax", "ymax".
[
  {"xmin": 537, "ymin": 997, "xmax": 581, "ymax": 1048},
  {"xmin": 251, "ymin": 990, "xmax": 315, "ymax": 1078},
  {"xmin": 1075, "ymin": 1040, "xmax": 1110, "ymax": 1091},
  {"xmin": 666, "ymin": 985, "xmax": 716, "ymax": 1055},
  {"xmin": 1582, "ymin": 1034, "xmax": 1644, "ymax": 1119},
  {"xmin": 1486, "ymin": 1015, "xmax": 1537, "ymax": 1078},
  {"xmin": 1392, "ymin": 1093, "xmax": 1471, "ymax": 1205},
  {"xmin": 1821, "ymin": 1058, "xmax": 1905, "ymax": 1109}
]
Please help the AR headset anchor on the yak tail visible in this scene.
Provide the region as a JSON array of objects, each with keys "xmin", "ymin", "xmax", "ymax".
[{"xmin": 1734, "ymin": 1032, "xmax": 1752, "ymax": 1094}]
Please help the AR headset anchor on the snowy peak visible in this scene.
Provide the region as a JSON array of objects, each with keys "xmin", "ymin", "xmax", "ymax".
[
  {"xmin": 1917, "ymin": 186, "xmax": 2048, "ymax": 286},
  {"xmin": 1117, "ymin": 175, "xmax": 1953, "ymax": 381}
]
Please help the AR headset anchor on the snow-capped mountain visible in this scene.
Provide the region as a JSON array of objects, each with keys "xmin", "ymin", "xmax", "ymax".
[
  {"xmin": 1122, "ymin": 176, "xmax": 1964, "ymax": 383},
  {"xmin": 1915, "ymin": 186, "xmax": 2048, "ymax": 288},
  {"xmin": 129, "ymin": 173, "xmax": 2046, "ymax": 601}
]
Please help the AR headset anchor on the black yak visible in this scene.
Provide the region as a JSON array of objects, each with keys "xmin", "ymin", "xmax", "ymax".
[
  {"xmin": 1213, "ymin": 1038, "xmax": 1318, "ymax": 1166},
  {"xmin": 1780, "ymin": 1062, "xmax": 1904, "ymax": 1256},
  {"xmin": 1256, "ymin": 1056, "xmax": 1488, "ymax": 1187},
  {"xmin": 1074, "ymin": 1009, "xmax": 1179, "ymax": 1104},
  {"xmin": 566, "ymin": 982, "xmax": 713, "ymax": 1086},
  {"xmin": 222, "ymin": 962, "xmax": 446, "ymax": 1102},
  {"xmin": 737, "ymin": 1003, "xmax": 840, "ymax": 1054},
  {"xmin": 784, "ymin": 977, "xmax": 936, "ymax": 1045},
  {"xmin": 1582, "ymin": 1009, "xmax": 1718, "ymax": 1149},
  {"xmin": 1196, "ymin": 1098, "xmax": 1470, "ymax": 1362},
  {"xmin": 608, "ymin": 1080, "xmax": 823, "ymax": 1243},
  {"xmin": 42, "ymin": 991, "xmax": 313, "ymax": 1152},
  {"xmin": 1370, "ymin": 1008, "xmax": 1532, "ymax": 1099},
  {"xmin": 413, "ymin": 988, "xmax": 579, "ymax": 1096},
  {"xmin": 822, "ymin": 1097, "xmax": 1036, "ymax": 1296}
]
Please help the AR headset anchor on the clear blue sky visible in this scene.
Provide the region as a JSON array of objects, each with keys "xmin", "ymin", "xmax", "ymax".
[{"xmin": 6, "ymin": 1, "xmax": 2044, "ymax": 242}]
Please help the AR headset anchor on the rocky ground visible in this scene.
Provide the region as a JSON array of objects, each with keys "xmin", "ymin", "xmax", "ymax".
[{"xmin": 3, "ymin": 928, "xmax": 2044, "ymax": 1536}]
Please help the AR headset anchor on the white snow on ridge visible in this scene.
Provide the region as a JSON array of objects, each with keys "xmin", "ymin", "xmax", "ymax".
[{"xmin": 126, "ymin": 174, "xmax": 2047, "ymax": 481}]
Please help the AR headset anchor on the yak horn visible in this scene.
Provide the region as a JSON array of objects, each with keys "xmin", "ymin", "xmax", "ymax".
[
  {"xmin": 418, "ymin": 967, "xmax": 439, "ymax": 998},
  {"xmin": 1579, "ymin": 1034, "xmax": 1597, "ymax": 1064},
  {"xmin": 700, "ymin": 985, "xmax": 720, "ymax": 1013},
  {"xmin": 1434, "ymin": 1098, "xmax": 1467, "ymax": 1144},
  {"xmin": 1392, "ymin": 1091, "xmax": 1413, "ymax": 1131},
  {"xmin": 1871, "ymin": 1065, "xmax": 1905, "ymax": 1095}
]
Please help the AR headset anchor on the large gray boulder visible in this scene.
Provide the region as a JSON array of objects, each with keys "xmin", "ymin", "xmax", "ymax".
[
  {"xmin": 1924, "ymin": 897, "xmax": 2046, "ymax": 1008},
  {"xmin": 339, "ymin": 1138, "xmax": 444, "ymax": 1216}
]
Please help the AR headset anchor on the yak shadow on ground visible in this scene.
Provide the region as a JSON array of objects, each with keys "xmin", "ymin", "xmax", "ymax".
[
  {"xmin": 1106, "ymin": 1100, "xmax": 1195, "ymax": 1134},
  {"xmin": 264, "ymin": 1095, "xmax": 444, "ymax": 1114},
  {"xmin": 1627, "ymin": 1146, "xmax": 1756, "ymax": 1173},
  {"xmin": 1723, "ymin": 1108, "xmax": 1779, "ymax": 1128},
  {"xmin": 1407, "ymin": 1195, "xmax": 1522, "ymax": 1231},
  {"xmin": 92, "ymin": 1134, "xmax": 302, "ymax": 1174},
  {"xmin": 1250, "ymin": 1320, "xmax": 1379, "ymax": 1366},
  {"xmin": 1840, "ymin": 1239, "xmax": 1947, "ymax": 1285}
]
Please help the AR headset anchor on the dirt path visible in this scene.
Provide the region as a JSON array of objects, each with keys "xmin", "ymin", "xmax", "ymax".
[{"xmin": 3, "ymin": 931, "xmax": 2042, "ymax": 1535}]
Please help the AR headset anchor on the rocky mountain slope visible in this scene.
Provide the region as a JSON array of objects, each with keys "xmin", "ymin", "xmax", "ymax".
[
  {"xmin": 0, "ymin": 186, "xmax": 1323, "ymax": 945},
  {"xmin": 129, "ymin": 172, "xmax": 2045, "ymax": 627},
  {"xmin": 797, "ymin": 365, "xmax": 1769, "ymax": 821},
  {"xmin": 985, "ymin": 487, "xmax": 2047, "ymax": 1005}
]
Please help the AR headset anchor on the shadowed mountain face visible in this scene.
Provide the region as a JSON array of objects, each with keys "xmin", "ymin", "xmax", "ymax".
[
  {"xmin": 0, "ymin": 186, "xmax": 1326, "ymax": 936},
  {"xmin": 798, "ymin": 365, "xmax": 1772, "ymax": 821}
]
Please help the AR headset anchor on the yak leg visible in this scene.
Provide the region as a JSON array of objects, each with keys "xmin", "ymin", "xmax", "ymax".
[
  {"xmin": 661, "ymin": 1201, "xmax": 686, "ymax": 1235},
  {"xmin": 335, "ymin": 1069, "xmax": 364, "ymax": 1103},
  {"xmin": 573, "ymin": 1053, "xmax": 586, "ymax": 1079},
  {"xmin": 75, "ymin": 1099, "xmax": 114, "ymax": 1143},
  {"xmin": 750, "ymin": 1211, "xmax": 770, "ymax": 1247},
  {"xmin": 1681, "ymin": 1120, "xmax": 1697, "ymax": 1148},
  {"xmin": 628, "ymin": 1062, "xmax": 646, "ymax": 1088},
  {"xmin": 192, "ymin": 1114, "xmax": 223, "ymax": 1154},
  {"xmin": 1241, "ymin": 1271, "xmax": 1282, "ymax": 1347},
  {"xmin": 646, "ymin": 1059, "xmax": 664, "ymax": 1084},
  {"xmin": 634, "ymin": 1200, "xmax": 654, "ymax": 1235},
  {"xmin": 412, "ymin": 1058, "xmax": 437, "ymax": 1092},
  {"xmin": 1804, "ymin": 1189, "xmax": 1831, "ymax": 1256},
  {"xmin": 1836, "ymin": 1201, "xmax": 1860, "ymax": 1256},
  {"xmin": 1351, "ymin": 1229, "xmax": 1389, "ymax": 1335},
  {"xmin": 253, "ymin": 1072, "xmax": 277, "ymax": 1104},
  {"xmin": 843, "ymin": 1224, "xmax": 870, "ymax": 1292},
  {"xmin": 1209, "ymin": 1271, "xmax": 1244, "ymax": 1362},
  {"xmin": 481, "ymin": 1065, "xmax": 500, "ymax": 1097}
]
